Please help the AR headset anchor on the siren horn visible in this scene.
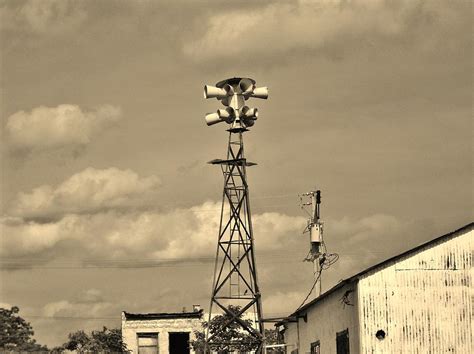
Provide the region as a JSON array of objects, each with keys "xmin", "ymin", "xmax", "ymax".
[
  {"xmin": 204, "ymin": 107, "xmax": 237, "ymax": 126},
  {"xmin": 250, "ymin": 87, "xmax": 269, "ymax": 99},
  {"xmin": 244, "ymin": 117, "xmax": 257, "ymax": 127},
  {"xmin": 217, "ymin": 107, "xmax": 236, "ymax": 123},
  {"xmin": 239, "ymin": 78, "xmax": 255, "ymax": 97},
  {"xmin": 204, "ymin": 85, "xmax": 227, "ymax": 99},
  {"xmin": 240, "ymin": 106, "xmax": 258, "ymax": 128},
  {"xmin": 205, "ymin": 112, "xmax": 222, "ymax": 126},
  {"xmin": 204, "ymin": 83, "xmax": 235, "ymax": 100},
  {"xmin": 240, "ymin": 106, "xmax": 258, "ymax": 120}
]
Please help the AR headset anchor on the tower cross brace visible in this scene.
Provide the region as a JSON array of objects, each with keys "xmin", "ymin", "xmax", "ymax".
[{"xmin": 205, "ymin": 131, "xmax": 264, "ymax": 353}]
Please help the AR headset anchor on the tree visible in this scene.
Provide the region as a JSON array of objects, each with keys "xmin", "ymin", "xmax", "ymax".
[
  {"xmin": 0, "ymin": 306, "xmax": 48, "ymax": 352},
  {"xmin": 264, "ymin": 328, "xmax": 285, "ymax": 353},
  {"xmin": 190, "ymin": 305, "xmax": 260, "ymax": 353},
  {"xmin": 60, "ymin": 327, "xmax": 128, "ymax": 353}
]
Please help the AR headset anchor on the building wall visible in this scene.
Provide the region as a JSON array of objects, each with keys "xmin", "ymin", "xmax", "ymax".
[
  {"xmin": 121, "ymin": 313, "xmax": 203, "ymax": 354},
  {"xmin": 284, "ymin": 283, "xmax": 360, "ymax": 354},
  {"xmin": 357, "ymin": 226, "xmax": 473, "ymax": 353}
]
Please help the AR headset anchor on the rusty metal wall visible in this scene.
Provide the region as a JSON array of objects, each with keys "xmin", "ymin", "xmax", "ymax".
[{"xmin": 357, "ymin": 226, "xmax": 473, "ymax": 353}]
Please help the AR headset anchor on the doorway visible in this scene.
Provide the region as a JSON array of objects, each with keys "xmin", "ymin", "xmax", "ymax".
[{"xmin": 169, "ymin": 332, "xmax": 190, "ymax": 354}]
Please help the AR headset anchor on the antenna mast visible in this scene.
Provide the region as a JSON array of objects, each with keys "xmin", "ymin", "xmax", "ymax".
[{"xmin": 202, "ymin": 77, "xmax": 268, "ymax": 353}]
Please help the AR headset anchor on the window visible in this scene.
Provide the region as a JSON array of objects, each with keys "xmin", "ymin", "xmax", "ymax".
[
  {"xmin": 311, "ymin": 340, "xmax": 320, "ymax": 354},
  {"xmin": 137, "ymin": 332, "xmax": 159, "ymax": 354},
  {"xmin": 336, "ymin": 329, "xmax": 350, "ymax": 354},
  {"xmin": 169, "ymin": 332, "xmax": 190, "ymax": 354}
]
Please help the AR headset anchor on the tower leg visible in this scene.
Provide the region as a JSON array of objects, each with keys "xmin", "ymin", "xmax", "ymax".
[{"xmin": 205, "ymin": 131, "xmax": 264, "ymax": 353}]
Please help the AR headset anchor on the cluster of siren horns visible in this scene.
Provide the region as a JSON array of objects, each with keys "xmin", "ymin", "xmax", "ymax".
[{"xmin": 204, "ymin": 77, "xmax": 268, "ymax": 130}]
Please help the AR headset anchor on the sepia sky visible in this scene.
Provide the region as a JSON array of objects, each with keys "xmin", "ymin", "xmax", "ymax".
[{"xmin": 0, "ymin": 0, "xmax": 472, "ymax": 347}]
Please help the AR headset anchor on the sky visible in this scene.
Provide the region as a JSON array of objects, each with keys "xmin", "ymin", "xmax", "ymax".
[{"xmin": 0, "ymin": 0, "xmax": 472, "ymax": 348}]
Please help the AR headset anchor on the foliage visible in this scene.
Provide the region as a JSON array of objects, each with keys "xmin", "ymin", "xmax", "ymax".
[
  {"xmin": 0, "ymin": 306, "xmax": 49, "ymax": 352},
  {"xmin": 59, "ymin": 327, "xmax": 128, "ymax": 353},
  {"xmin": 190, "ymin": 305, "xmax": 260, "ymax": 353},
  {"xmin": 264, "ymin": 328, "xmax": 285, "ymax": 353}
]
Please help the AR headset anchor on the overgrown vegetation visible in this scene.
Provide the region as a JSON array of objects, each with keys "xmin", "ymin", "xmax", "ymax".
[
  {"xmin": 0, "ymin": 306, "xmax": 128, "ymax": 353},
  {"xmin": 190, "ymin": 305, "xmax": 261, "ymax": 353},
  {"xmin": 0, "ymin": 306, "xmax": 48, "ymax": 352}
]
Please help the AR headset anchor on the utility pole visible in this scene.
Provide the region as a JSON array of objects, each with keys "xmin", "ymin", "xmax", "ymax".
[
  {"xmin": 300, "ymin": 190, "xmax": 324, "ymax": 296},
  {"xmin": 202, "ymin": 77, "xmax": 268, "ymax": 353}
]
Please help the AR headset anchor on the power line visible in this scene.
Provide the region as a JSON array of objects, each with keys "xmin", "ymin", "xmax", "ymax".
[
  {"xmin": 0, "ymin": 259, "xmax": 301, "ymax": 270},
  {"xmin": 0, "ymin": 251, "xmax": 390, "ymax": 270},
  {"xmin": 295, "ymin": 269, "xmax": 322, "ymax": 311}
]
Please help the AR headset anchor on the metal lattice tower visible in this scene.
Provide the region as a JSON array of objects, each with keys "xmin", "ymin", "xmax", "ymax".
[{"xmin": 202, "ymin": 77, "xmax": 268, "ymax": 353}]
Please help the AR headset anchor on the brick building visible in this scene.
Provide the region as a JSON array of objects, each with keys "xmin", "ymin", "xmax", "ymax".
[{"xmin": 121, "ymin": 307, "xmax": 203, "ymax": 354}]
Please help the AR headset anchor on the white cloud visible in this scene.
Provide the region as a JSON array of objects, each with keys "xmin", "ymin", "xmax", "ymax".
[
  {"xmin": 327, "ymin": 214, "xmax": 401, "ymax": 246},
  {"xmin": 0, "ymin": 201, "xmax": 305, "ymax": 263},
  {"xmin": 1, "ymin": 193, "xmax": 405, "ymax": 276},
  {"xmin": 263, "ymin": 291, "xmax": 304, "ymax": 316},
  {"xmin": 183, "ymin": 0, "xmax": 465, "ymax": 62},
  {"xmin": 43, "ymin": 299, "xmax": 112, "ymax": 318},
  {"xmin": 5, "ymin": 104, "xmax": 121, "ymax": 154},
  {"xmin": 2, "ymin": 165, "xmax": 404, "ymax": 270},
  {"xmin": 1, "ymin": 216, "xmax": 64, "ymax": 257},
  {"xmin": 1, "ymin": 0, "xmax": 87, "ymax": 35},
  {"xmin": 75, "ymin": 289, "xmax": 105, "ymax": 304},
  {"xmin": 9, "ymin": 167, "xmax": 160, "ymax": 218},
  {"xmin": 253, "ymin": 212, "xmax": 306, "ymax": 250}
]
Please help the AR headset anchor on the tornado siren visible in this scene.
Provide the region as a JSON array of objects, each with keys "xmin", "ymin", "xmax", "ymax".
[
  {"xmin": 203, "ymin": 77, "xmax": 268, "ymax": 131},
  {"xmin": 203, "ymin": 77, "xmax": 267, "ymax": 353}
]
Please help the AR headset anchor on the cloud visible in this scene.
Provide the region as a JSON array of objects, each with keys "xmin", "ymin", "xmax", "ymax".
[
  {"xmin": 0, "ymin": 201, "xmax": 305, "ymax": 264},
  {"xmin": 75, "ymin": 289, "xmax": 105, "ymax": 304},
  {"xmin": 2, "ymin": 165, "xmax": 405, "ymax": 272},
  {"xmin": 43, "ymin": 297, "xmax": 112, "ymax": 318},
  {"xmin": 253, "ymin": 212, "xmax": 306, "ymax": 250},
  {"xmin": 1, "ymin": 195, "xmax": 406, "ymax": 275},
  {"xmin": 1, "ymin": 216, "xmax": 64, "ymax": 257},
  {"xmin": 9, "ymin": 167, "xmax": 160, "ymax": 219},
  {"xmin": 5, "ymin": 104, "xmax": 121, "ymax": 155},
  {"xmin": 183, "ymin": 0, "xmax": 468, "ymax": 62},
  {"xmin": 1, "ymin": 0, "xmax": 87, "ymax": 35},
  {"xmin": 263, "ymin": 291, "xmax": 304, "ymax": 316},
  {"xmin": 329, "ymin": 214, "xmax": 401, "ymax": 246}
]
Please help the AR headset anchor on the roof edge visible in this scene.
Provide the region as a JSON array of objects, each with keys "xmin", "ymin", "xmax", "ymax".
[
  {"xmin": 123, "ymin": 309, "xmax": 203, "ymax": 320},
  {"xmin": 287, "ymin": 221, "xmax": 473, "ymax": 317}
]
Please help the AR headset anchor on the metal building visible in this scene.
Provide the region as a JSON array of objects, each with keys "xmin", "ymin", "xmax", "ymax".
[{"xmin": 279, "ymin": 222, "xmax": 473, "ymax": 353}]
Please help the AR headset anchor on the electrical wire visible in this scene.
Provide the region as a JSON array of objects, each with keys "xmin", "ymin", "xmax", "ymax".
[
  {"xmin": 295, "ymin": 233, "xmax": 340, "ymax": 311},
  {"xmin": 0, "ymin": 251, "xmax": 387, "ymax": 270},
  {"xmin": 321, "ymin": 253, "xmax": 339, "ymax": 270},
  {"xmin": 295, "ymin": 268, "xmax": 323, "ymax": 311}
]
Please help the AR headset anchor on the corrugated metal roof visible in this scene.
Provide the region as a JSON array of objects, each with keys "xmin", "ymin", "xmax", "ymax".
[
  {"xmin": 123, "ymin": 309, "xmax": 203, "ymax": 320},
  {"xmin": 286, "ymin": 221, "xmax": 473, "ymax": 318}
]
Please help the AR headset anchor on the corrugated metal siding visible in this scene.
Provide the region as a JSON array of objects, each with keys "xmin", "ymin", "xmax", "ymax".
[
  {"xmin": 284, "ymin": 283, "xmax": 359, "ymax": 354},
  {"xmin": 358, "ymin": 227, "xmax": 473, "ymax": 353}
]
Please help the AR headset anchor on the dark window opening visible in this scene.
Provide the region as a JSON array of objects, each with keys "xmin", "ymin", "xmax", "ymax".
[
  {"xmin": 169, "ymin": 332, "xmax": 190, "ymax": 354},
  {"xmin": 137, "ymin": 332, "xmax": 158, "ymax": 354},
  {"xmin": 311, "ymin": 340, "xmax": 321, "ymax": 354},
  {"xmin": 336, "ymin": 328, "xmax": 350, "ymax": 354}
]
